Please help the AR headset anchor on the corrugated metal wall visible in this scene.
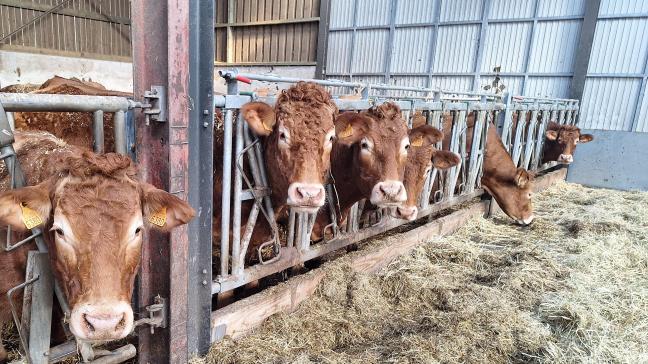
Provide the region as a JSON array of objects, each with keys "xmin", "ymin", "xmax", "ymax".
[
  {"xmin": 0, "ymin": 0, "xmax": 131, "ymax": 60},
  {"xmin": 578, "ymin": 0, "xmax": 648, "ymax": 132},
  {"xmin": 324, "ymin": 0, "xmax": 648, "ymax": 132},
  {"xmin": 215, "ymin": 0, "xmax": 320, "ymax": 65}
]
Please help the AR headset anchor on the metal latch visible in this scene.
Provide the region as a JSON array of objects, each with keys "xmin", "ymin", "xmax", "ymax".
[
  {"xmin": 142, "ymin": 86, "xmax": 167, "ymax": 124},
  {"xmin": 134, "ymin": 295, "xmax": 167, "ymax": 334}
]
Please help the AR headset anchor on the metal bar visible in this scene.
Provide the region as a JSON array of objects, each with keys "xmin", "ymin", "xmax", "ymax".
[
  {"xmin": 231, "ymin": 113, "xmax": 244, "ymax": 274},
  {"xmin": 215, "ymin": 17, "xmax": 319, "ymax": 28},
  {"xmin": 348, "ymin": 0, "xmax": 359, "ymax": 80},
  {"xmin": 425, "ymin": 0, "xmax": 442, "ymax": 88},
  {"xmin": 521, "ymin": 0, "xmax": 540, "ymax": 95},
  {"xmin": 472, "ymin": 0, "xmax": 491, "ymax": 90},
  {"xmin": 0, "ymin": 93, "xmax": 136, "ymax": 112},
  {"xmin": 383, "ymin": 0, "xmax": 398, "ymax": 84},
  {"xmin": 315, "ymin": 0, "xmax": 332, "ymax": 79},
  {"xmin": 27, "ymin": 252, "xmax": 53, "ymax": 364},
  {"xmin": 630, "ymin": 50, "xmax": 648, "ymax": 131},
  {"xmin": 220, "ymin": 109, "xmax": 234, "ymax": 277},
  {"xmin": 219, "ymin": 70, "xmax": 364, "ymax": 88},
  {"xmin": 326, "ymin": 71, "xmax": 576, "ymax": 77},
  {"xmin": 238, "ymin": 203, "xmax": 260, "ymax": 271},
  {"xmin": 6, "ymin": 112, "xmax": 15, "ymax": 130},
  {"xmin": 570, "ymin": 0, "xmax": 601, "ymax": 101},
  {"xmin": 215, "ymin": 61, "xmax": 318, "ymax": 66},
  {"xmin": 113, "ymin": 110, "xmax": 126, "ymax": 154},
  {"xmin": 287, "ymin": 209, "xmax": 296, "ymax": 248},
  {"xmin": 226, "ymin": 0, "xmax": 235, "ymax": 63},
  {"xmin": 0, "ymin": 0, "xmax": 74, "ymax": 44},
  {"xmin": 522, "ymin": 109, "xmax": 539, "ymax": 169},
  {"xmin": 92, "ymin": 110, "xmax": 105, "ymax": 153}
]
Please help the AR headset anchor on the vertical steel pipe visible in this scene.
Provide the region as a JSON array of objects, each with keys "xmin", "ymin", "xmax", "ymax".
[
  {"xmin": 220, "ymin": 110, "xmax": 234, "ymax": 277},
  {"xmin": 93, "ymin": 110, "xmax": 104, "ymax": 153},
  {"xmin": 113, "ymin": 110, "xmax": 126, "ymax": 155},
  {"xmin": 231, "ymin": 113, "xmax": 244, "ymax": 274}
]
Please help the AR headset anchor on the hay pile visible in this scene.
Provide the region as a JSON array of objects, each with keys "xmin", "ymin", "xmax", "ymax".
[{"xmin": 199, "ymin": 182, "xmax": 648, "ymax": 364}]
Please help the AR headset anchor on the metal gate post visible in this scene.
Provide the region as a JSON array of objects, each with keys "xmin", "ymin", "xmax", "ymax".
[{"xmin": 132, "ymin": 0, "xmax": 214, "ymax": 362}]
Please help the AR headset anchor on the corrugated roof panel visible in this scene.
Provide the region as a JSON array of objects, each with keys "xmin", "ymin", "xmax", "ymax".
[
  {"xmin": 434, "ymin": 24, "xmax": 480, "ymax": 73},
  {"xmin": 430, "ymin": 76, "xmax": 473, "ymax": 91},
  {"xmin": 524, "ymin": 76, "xmax": 572, "ymax": 98},
  {"xmin": 356, "ymin": 0, "xmax": 392, "ymax": 27},
  {"xmin": 440, "ymin": 0, "xmax": 483, "ymax": 22},
  {"xmin": 599, "ymin": 0, "xmax": 648, "ymax": 16},
  {"xmin": 387, "ymin": 76, "xmax": 429, "ymax": 97},
  {"xmin": 330, "ymin": 0, "xmax": 355, "ymax": 28},
  {"xmin": 326, "ymin": 31, "xmax": 353, "ymax": 74},
  {"xmin": 481, "ymin": 22, "xmax": 532, "ymax": 73},
  {"xmin": 489, "ymin": 0, "xmax": 535, "ymax": 19},
  {"xmin": 396, "ymin": 0, "xmax": 438, "ymax": 25},
  {"xmin": 588, "ymin": 18, "xmax": 648, "ymax": 74},
  {"xmin": 579, "ymin": 77, "xmax": 641, "ymax": 131},
  {"xmin": 537, "ymin": 0, "xmax": 585, "ymax": 17},
  {"xmin": 528, "ymin": 20, "xmax": 582, "ymax": 73},
  {"xmin": 636, "ymin": 87, "xmax": 648, "ymax": 132},
  {"xmin": 390, "ymin": 27, "xmax": 434, "ymax": 73},
  {"xmin": 351, "ymin": 30, "xmax": 389, "ymax": 73}
]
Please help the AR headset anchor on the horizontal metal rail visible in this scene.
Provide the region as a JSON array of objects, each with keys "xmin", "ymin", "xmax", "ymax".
[{"xmin": 0, "ymin": 93, "xmax": 142, "ymax": 112}]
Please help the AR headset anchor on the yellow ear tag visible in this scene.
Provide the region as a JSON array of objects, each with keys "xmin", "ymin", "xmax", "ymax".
[
  {"xmin": 20, "ymin": 203, "xmax": 43, "ymax": 229},
  {"xmin": 149, "ymin": 207, "xmax": 167, "ymax": 227},
  {"xmin": 339, "ymin": 124, "xmax": 354, "ymax": 138},
  {"xmin": 411, "ymin": 135, "xmax": 424, "ymax": 147},
  {"xmin": 262, "ymin": 120, "xmax": 273, "ymax": 132}
]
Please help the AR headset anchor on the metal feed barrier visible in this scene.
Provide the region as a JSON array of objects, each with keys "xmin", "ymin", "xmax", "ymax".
[
  {"xmin": 212, "ymin": 71, "xmax": 507, "ymax": 299},
  {"xmin": 0, "ymin": 92, "xmax": 163, "ymax": 364},
  {"xmin": 498, "ymin": 94, "xmax": 580, "ymax": 173}
]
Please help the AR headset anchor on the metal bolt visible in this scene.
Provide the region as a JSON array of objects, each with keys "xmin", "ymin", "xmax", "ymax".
[
  {"xmin": 203, "ymin": 122, "xmax": 209, "ymax": 128},
  {"xmin": 202, "ymin": 280, "xmax": 207, "ymax": 286},
  {"xmin": 203, "ymin": 109, "xmax": 209, "ymax": 115},
  {"xmin": 202, "ymin": 269, "xmax": 207, "ymax": 274}
]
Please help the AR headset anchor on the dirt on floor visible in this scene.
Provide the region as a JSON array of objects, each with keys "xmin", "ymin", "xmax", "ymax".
[{"xmin": 197, "ymin": 181, "xmax": 648, "ymax": 364}]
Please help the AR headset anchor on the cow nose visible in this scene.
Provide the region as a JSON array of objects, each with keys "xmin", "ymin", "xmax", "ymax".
[
  {"xmin": 558, "ymin": 154, "xmax": 573, "ymax": 164},
  {"xmin": 396, "ymin": 205, "xmax": 418, "ymax": 221},
  {"xmin": 69, "ymin": 302, "xmax": 134, "ymax": 341},
  {"xmin": 371, "ymin": 181, "xmax": 407, "ymax": 206},
  {"xmin": 516, "ymin": 215, "xmax": 535, "ymax": 226},
  {"xmin": 287, "ymin": 183, "xmax": 326, "ymax": 208}
]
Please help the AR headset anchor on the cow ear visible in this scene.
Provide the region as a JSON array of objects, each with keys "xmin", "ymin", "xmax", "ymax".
[
  {"xmin": 514, "ymin": 168, "xmax": 530, "ymax": 188},
  {"xmin": 579, "ymin": 134, "xmax": 593, "ymax": 143},
  {"xmin": 545, "ymin": 130, "xmax": 558, "ymax": 141},
  {"xmin": 0, "ymin": 182, "xmax": 52, "ymax": 232},
  {"xmin": 409, "ymin": 125, "xmax": 443, "ymax": 147},
  {"xmin": 241, "ymin": 101, "xmax": 276, "ymax": 136},
  {"xmin": 141, "ymin": 184, "xmax": 196, "ymax": 231},
  {"xmin": 432, "ymin": 151, "xmax": 461, "ymax": 170},
  {"xmin": 335, "ymin": 111, "xmax": 373, "ymax": 146}
]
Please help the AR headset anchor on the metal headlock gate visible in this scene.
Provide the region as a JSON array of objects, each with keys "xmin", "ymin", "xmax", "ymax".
[{"xmin": 0, "ymin": 92, "xmax": 167, "ymax": 363}]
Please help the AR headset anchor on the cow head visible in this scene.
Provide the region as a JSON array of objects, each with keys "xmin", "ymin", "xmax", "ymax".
[
  {"xmin": 545, "ymin": 122, "xmax": 593, "ymax": 164},
  {"xmin": 0, "ymin": 152, "xmax": 194, "ymax": 342},
  {"xmin": 241, "ymin": 82, "xmax": 337, "ymax": 212},
  {"xmin": 334, "ymin": 102, "xmax": 409, "ymax": 207},
  {"xmin": 484, "ymin": 168, "xmax": 535, "ymax": 226},
  {"xmin": 393, "ymin": 126, "xmax": 460, "ymax": 221}
]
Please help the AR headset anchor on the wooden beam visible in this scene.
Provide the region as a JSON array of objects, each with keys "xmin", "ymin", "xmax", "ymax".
[{"xmin": 210, "ymin": 168, "xmax": 568, "ymax": 342}]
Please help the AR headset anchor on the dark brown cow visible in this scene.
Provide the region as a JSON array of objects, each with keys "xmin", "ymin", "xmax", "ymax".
[
  {"xmin": 312, "ymin": 102, "xmax": 410, "ymax": 238},
  {"xmin": 9, "ymin": 76, "xmax": 132, "ymax": 152},
  {"xmin": 0, "ymin": 131, "xmax": 194, "ymax": 361},
  {"xmin": 542, "ymin": 122, "xmax": 593, "ymax": 164},
  {"xmin": 440, "ymin": 113, "xmax": 535, "ymax": 225},
  {"xmin": 213, "ymin": 82, "xmax": 337, "ymax": 264},
  {"xmin": 392, "ymin": 125, "xmax": 461, "ymax": 221}
]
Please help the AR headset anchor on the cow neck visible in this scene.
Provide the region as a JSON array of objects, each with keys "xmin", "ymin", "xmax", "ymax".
[
  {"xmin": 330, "ymin": 143, "xmax": 363, "ymax": 217},
  {"xmin": 482, "ymin": 125, "xmax": 519, "ymax": 184}
]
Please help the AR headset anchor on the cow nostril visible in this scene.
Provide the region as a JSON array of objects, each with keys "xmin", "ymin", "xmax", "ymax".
[
  {"xmin": 83, "ymin": 314, "xmax": 95, "ymax": 332},
  {"xmin": 116, "ymin": 314, "xmax": 126, "ymax": 331}
]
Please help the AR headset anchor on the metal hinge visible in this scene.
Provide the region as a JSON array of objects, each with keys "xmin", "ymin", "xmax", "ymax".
[
  {"xmin": 142, "ymin": 86, "xmax": 167, "ymax": 124},
  {"xmin": 134, "ymin": 295, "xmax": 167, "ymax": 334}
]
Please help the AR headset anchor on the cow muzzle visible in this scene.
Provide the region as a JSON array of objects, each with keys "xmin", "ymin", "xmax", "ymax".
[
  {"xmin": 516, "ymin": 214, "xmax": 535, "ymax": 226},
  {"xmin": 394, "ymin": 205, "xmax": 418, "ymax": 221},
  {"xmin": 69, "ymin": 301, "xmax": 134, "ymax": 342},
  {"xmin": 558, "ymin": 154, "xmax": 573, "ymax": 164},
  {"xmin": 371, "ymin": 180, "xmax": 407, "ymax": 207},
  {"xmin": 287, "ymin": 183, "xmax": 326, "ymax": 211}
]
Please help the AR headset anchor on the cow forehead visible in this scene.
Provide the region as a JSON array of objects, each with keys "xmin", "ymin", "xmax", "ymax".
[{"xmin": 277, "ymin": 102, "xmax": 334, "ymax": 130}]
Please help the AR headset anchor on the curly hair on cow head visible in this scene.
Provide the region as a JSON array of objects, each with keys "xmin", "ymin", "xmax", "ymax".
[
  {"xmin": 368, "ymin": 102, "xmax": 401, "ymax": 120},
  {"xmin": 276, "ymin": 81, "xmax": 337, "ymax": 112},
  {"xmin": 547, "ymin": 122, "xmax": 580, "ymax": 132},
  {"xmin": 60, "ymin": 151, "xmax": 137, "ymax": 179}
]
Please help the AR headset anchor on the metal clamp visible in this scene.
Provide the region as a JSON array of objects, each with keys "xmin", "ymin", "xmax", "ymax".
[
  {"xmin": 142, "ymin": 86, "xmax": 167, "ymax": 124},
  {"xmin": 258, "ymin": 239, "xmax": 281, "ymax": 265},
  {"xmin": 133, "ymin": 296, "xmax": 167, "ymax": 334}
]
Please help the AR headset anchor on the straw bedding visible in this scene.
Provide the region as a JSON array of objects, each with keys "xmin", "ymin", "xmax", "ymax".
[{"xmin": 196, "ymin": 181, "xmax": 648, "ymax": 364}]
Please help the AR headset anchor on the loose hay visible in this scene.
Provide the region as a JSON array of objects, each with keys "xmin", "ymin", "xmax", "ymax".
[{"xmin": 200, "ymin": 182, "xmax": 648, "ymax": 364}]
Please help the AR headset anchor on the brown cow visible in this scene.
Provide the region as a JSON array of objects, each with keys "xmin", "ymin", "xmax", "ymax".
[
  {"xmin": 542, "ymin": 122, "xmax": 593, "ymax": 164},
  {"xmin": 213, "ymin": 82, "xmax": 337, "ymax": 264},
  {"xmin": 391, "ymin": 125, "xmax": 461, "ymax": 221},
  {"xmin": 0, "ymin": 131, "xmax": 194, "ymax": 361},
  {"xmin": 9, "ymin": 76, "xmax": 132, "ymax": 152},
  {"xmin": 442, "ymin": 113, "xmax": 535, "ymax": 225},
  {"xmin": 312, "ymin": 102, "xmax": 410, "ymax": 239}
]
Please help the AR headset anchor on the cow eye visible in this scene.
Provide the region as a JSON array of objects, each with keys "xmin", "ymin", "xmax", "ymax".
[
  {"xmin": 280, "ymin": 132, "xmax": 287, "ymax": 141},
  {"xmin": 405, "ymin": 144, "xmax": 410, "ymax": 150},
  {"xmin": 361, "ymin": 141, "xmax": 370, "ymax": 149},
  {"xmin": 51, "ymin": 227, "xmax": 64, "ymax": 238},
  {"xmin": 135, "ymin": 227, "xmax": 143, "ymax": 235}
]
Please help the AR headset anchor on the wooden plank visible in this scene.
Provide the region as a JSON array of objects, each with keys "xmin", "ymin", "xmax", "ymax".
[
  {"xmin": 0, "ymin": 0, "xmax": 131, "ymax": 25},
  {"xmin": 210, "ymin": 169, "xmax": 567, "ymax": 342}
]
